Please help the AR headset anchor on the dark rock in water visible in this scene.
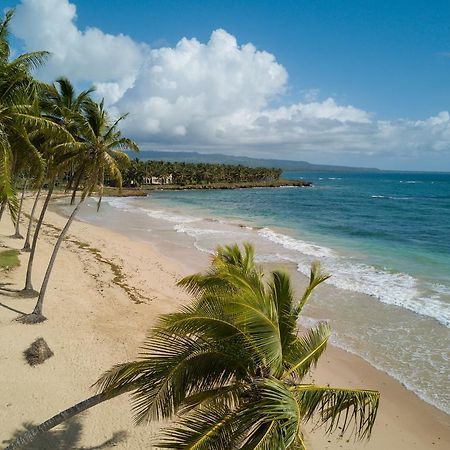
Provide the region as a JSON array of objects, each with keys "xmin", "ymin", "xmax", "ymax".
[{"xmin": 24, "ymin": 337, "xmax": 54, "ymax": 366}]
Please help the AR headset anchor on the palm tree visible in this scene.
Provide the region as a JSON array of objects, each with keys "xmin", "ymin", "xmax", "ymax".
[
  {"xmin": 19, "ymin": 100, "xmax": 139, "ymax": 323},
  {"xmin": 20, "ymin": 78, "xmax": 92, "ymax": 294},
  {"xmin": 0, "ymin": 10, "xmax": 50, "ymax": 222},
  {"xmin": 22, "ymin": 183, "xmax": 41, "ymax": 251},
  {"xmin": 6, "ymin": 244, "xmax": 379, "ymax": 449},
  {"xmin": 10, "ymin": 175, "xmax": 27, "ymax": 238},
  {"xmin": 42, "ymin": 77, "xmax": 94, "ymax": 204}
]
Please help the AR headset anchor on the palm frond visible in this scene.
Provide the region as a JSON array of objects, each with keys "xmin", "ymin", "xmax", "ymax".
[
  {"xmin": 11, "ymin": 51, "xmax": 50, "ymax": 72},
  {"xmin": 269, "ymin": 270, "xmax": 297, "ymax": 352},
  {"xmin": 296, "ymin": 261, "xmax": 330, "ymax": 314},
  {"xmin": 156, "ymin": 404, "xmax": 241, "ymax": 450},
  {"xmin": 0, "ymin": 131, "xmax": 18, "ymax": 220},
  {"xmin": 293, "ymin": 385, "xmax": 380, "ymax": 439},
  {"xmin": 283, "ymin": 322, "xmax": 331, "ymax": 380}
]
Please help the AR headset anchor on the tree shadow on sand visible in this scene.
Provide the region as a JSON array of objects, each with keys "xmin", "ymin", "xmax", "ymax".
[
  {"xmin": 0, "ymin": 301, "xmax": 26, "ymax": 315},
  {"xmin": 3, "ymin": 418, "xmax": 128, "ymax": 449}
]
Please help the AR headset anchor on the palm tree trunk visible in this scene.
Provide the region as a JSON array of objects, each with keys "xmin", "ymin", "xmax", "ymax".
[
  {"xmin": 70, "ymin": 169, "xmax": 84, "ymax": 205},
  {"xmin": 24, "ymin": 198, "xmax": 84, "ymax": 322},
  {"xmin": 11, "ymin": 180, "xmax": 28, "ymax": 239},
  {"xmin": 4, "ymin": 386, "xmax": 130, "ymax": 450},
  {"xmin": 21, "ymin": 178, "xmax": 55, "ymax": 297},
  {"xmin": 22, "ymin": 185, "xmax": 42, "ymax": 252},
  {"xmin": 0, "ymin": 199, "xmax": 6, "ymax": 222}
]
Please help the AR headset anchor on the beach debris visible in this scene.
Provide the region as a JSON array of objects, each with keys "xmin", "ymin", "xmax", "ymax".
[{"xmin": 23, "ymin": 338, "xmax": 54, "ymax": 366}]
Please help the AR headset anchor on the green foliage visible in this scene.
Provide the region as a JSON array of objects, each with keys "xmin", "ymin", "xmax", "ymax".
[
  {"xmin": 118, "ymin": 158, "xmax": 283, "ymax": 187},
  {"xmin": 96, "ymin": 244, "xmax": 380, "ymax": 449},
  {"xmin": 0, "ymin": 10, "xmax": 138, "ymax": 220},
  {"xmin": 0, "ymin": 248, "xmax": 20, "ymax": 269}
]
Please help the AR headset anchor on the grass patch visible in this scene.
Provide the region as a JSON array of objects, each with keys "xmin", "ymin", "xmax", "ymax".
[{"xmin": 0, "ymin": 249, "xmax": 20, "ymax": 270}]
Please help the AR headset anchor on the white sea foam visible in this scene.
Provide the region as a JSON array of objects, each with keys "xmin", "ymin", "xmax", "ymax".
[
  {"xmin": 106, "ymin": 197, "xmax": 450, "ymax": 327},
  {"xmin": 256, "ymin": 228, "xmax": 450, "ymax": 327},
  {"xmin": 104, "ymin": 198, "xmax": 200, "ymax": 224},
  {"xmin": 103, "ymin": 197, "xmax": 132, "ymax": 211},
  {"xmin": 430, "ymin": 283, "xmax": 450, "ymax": 295},
  {"xmin": 140, "ymin": 208, "xmax": 200, "ymax": 223},
  {"xmin": 295, "ymin": 259, "xmax": 450, "ymax": 327},
  {"xmin": 371, "ymin": 195, "xmax": 412, "ymax": 200},
  {"xmin": 257, "ymin": 228, "xmax": 336, "ymax": 258},
  {"xmin": 389, "ymin": 196, "xmax": 412, "ymax": 200},
  {"xmin": 174, "ymin": 224, "xmax": 233, "ymax": 237}
]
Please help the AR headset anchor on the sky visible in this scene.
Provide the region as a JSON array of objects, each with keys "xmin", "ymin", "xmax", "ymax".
[{"xmin": 5, "ymin": 0, "xmax": 450, "ymax": 170}]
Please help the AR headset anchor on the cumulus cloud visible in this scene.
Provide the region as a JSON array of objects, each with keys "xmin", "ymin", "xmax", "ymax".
[
  {"xmin": 9, "ymin": 0, "xmax": 450, "ymax": 168},
  {"xmin": 11, "ymin": 0, "xmax": 144, "ymax": 103}
]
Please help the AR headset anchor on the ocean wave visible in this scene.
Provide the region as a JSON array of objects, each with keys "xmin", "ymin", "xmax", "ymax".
[
  {"xmin": 324, "ymin": 327, "xmax": 450, "ymax": 415},
  {"xmin": 254, "ymin": 228, "xmax": 449, "ymax": 327},
  {"xmin": 140, "ymin": 208, "xmax": 200, "ymax": 223},
  {"xmin": 295, "ymin": 259, "xmax": 450, "ymax": 328},
  {"xmin": 104, "ymin": 198, "xmax": 201, "ymax": 223},
  {"xmin": 258, "ymin": 228, "xmax": 336, "ymax": 258},
  {"xmin": 371, "ymin": 195, "xmax": 412, "ymax": 200},
  {"xmin": 430, "ymin": 282, "xmax": 450, "ymax": 295},
  {"xmin": 103, "ymin": 197, "xmax": 133, "ymax": 211},
  {"xmin": 174, "ymin": 224, "xmax": 235, "ymax": 237}
]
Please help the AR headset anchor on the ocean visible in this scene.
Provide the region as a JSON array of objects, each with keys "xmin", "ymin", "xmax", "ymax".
[{"xmin": 70, "ymin": 171, "xmax": 450, "ymax": 415}]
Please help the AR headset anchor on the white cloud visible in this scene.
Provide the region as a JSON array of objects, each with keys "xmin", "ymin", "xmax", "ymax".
[
  {"xmin": 9, "ymin": 0, "xmax": 450, "ymax": 168},
  {"xmin": 11, "ymin": 0, "xmax": 145, "ymax": 103}
]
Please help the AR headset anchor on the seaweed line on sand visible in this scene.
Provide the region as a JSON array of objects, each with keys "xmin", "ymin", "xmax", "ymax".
[{"xmin": 38, "ymin": 219, "xmax": 148, "ymax": 305}]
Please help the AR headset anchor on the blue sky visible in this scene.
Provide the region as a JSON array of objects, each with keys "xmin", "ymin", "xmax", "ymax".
[
  {"xmin": 69, "ymin": 0, "xmax": 450, "ymax": 120},
  {"xmin": 6, "ymin": 0, "xmax": 450, "ymax": 170}
]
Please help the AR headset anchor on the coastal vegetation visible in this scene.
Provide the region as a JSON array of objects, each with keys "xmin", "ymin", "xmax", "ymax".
[
  {"xmin": 0, "ymin": 248, "xmax": 19, "ymax": 270},
  {"xmin": 119, "ymin": 159, "xmax": 283, "ymax": 187},
  {"xmin": 5, "ymin": 244, "xmax": 379, "ymax": 449}
]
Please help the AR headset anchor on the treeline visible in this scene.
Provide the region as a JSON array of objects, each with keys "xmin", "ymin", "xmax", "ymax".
[{"xmin": 117, "ymin": 159, "xmax": 283, "ymax": 186}]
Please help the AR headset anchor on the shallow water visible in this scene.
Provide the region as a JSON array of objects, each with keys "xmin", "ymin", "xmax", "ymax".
[{"xmin": 66, "ymin": 170, "xmax": 450, "ymax": 415}]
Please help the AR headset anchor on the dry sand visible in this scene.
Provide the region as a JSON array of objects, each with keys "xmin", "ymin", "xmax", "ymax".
[{"xmin": 0, "ymin": 196, "xmax": 449, "ymax": 449}]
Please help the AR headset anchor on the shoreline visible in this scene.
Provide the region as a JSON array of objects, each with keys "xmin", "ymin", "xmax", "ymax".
[
  {"xmin": 102, "ymin": 178, "xmax": 312, "ymax": 196},
  {"xmin": 0, "ymin": 196, "xmax": 449, "ymax": 449}
]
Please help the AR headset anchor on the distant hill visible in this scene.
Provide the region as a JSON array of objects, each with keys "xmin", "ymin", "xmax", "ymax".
[{"xmin": 131, "ymin": 151, "xmax": 380, "ymax": 172}]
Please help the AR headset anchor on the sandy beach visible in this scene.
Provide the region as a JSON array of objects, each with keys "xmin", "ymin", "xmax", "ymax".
[{"xmin": 1, "ymin": 196, "xmax": 449, "ymax": 449}]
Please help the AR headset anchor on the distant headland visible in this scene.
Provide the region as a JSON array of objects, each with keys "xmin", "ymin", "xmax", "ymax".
[{"xmin": 130, "ymin": 150, "xmax": 381, "ymax": 173}]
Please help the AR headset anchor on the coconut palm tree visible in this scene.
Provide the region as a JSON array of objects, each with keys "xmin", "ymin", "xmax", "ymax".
[
  {"xmin": 0, "ymin": 10, "xmax": 51, "ymax": 222},
  {"xmin": 19, "ymin": 100, "xmax": 139, "ymax": 323},
  {"xmin": 6, "ymin": 245, "xmax": 379, "ymax": 449},
  {"xmin": 20, "ymin": 79, "xmax": 93, "ymax": 293},
  {"xmin": 10, "ymin": 175, "xmax": 27, "ymax": 238},
  {"xmin": 41, "ymin": 77, "xmax": 94, "ymax": 204}
]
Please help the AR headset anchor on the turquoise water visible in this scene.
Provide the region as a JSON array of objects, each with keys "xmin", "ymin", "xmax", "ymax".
[
  {"xmin": 73, "ymin": 171, "xmax": 450, "ymax": 414},
  {"xmin": 145, "ymin": 171, "xmax": 450, "ymax": 327}
]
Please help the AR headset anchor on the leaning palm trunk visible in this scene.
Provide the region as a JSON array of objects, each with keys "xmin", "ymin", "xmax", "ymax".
[
  {"xmin": 11, "ymin": 180, "xmax": 27, "ymax": 239},
  {"xmin": 21, "ymin": 178, "xmax": 55, "ymax": 297},
  {"xmin": 22, "ymin": 185, "xmax": 42, "ymax": 252},
  {"xmin": 4, "ymin": 386, "xmax": 130, "ymax": 450},
  {"xmin": 70, "ymin": 170, "xmax": 83, "ymax": 205},
  {"xmin": 0, "ymin": 199, "xmax": 6, "ymax": 222},
  {"xmin": 20, "ymin": 198, "xmax": 84, "ymax": 323}
]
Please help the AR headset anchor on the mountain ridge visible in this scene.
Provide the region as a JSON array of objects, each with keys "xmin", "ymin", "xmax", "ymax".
[{"xmin": 131, "ymin": 150, "xmax": 380, "ymax": 172}]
